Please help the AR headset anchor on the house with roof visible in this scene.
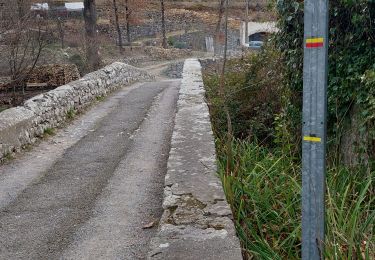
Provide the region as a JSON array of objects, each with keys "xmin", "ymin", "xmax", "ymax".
[
  {"xmin": 30, "ymin": 1, "xmax": 84, "ymax": 18},
  {"xmin": 31, "ymin": 3, "xmax": 49, "ymax": 18}
]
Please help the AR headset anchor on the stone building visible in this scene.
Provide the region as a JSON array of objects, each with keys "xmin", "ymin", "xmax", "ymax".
[{"xmin": 239, "ymin": 21, "xmax": 278, "ymax": 46}]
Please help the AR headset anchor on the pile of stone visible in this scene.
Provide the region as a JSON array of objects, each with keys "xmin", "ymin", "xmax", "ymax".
[
  {"xmin": 0, "ymin": 64, "xmax": 81, "ymax": 91},
  {"xmin": 0, "ymin": 77, "xmax": 11, "ymax": 87},
  {"xmin": 0, "ymin": 78, "xmax": 12, "ymax": 91}
]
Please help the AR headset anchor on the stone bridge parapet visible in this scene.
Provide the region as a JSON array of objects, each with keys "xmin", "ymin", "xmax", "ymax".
[
  {"xmin": 148, "ymin": 59, "xmax": 242, "ymax": 260},
  {"xmin": 0, "ymin": 62, "xmax": 153, "ymax": 160}
]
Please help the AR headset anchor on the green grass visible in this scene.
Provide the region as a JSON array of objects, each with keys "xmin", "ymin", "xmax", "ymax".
[
  {"xmin": 66, "ymin": 109, "xmax": 76, "ymax": 120},
  {"xmin": 43, "ymin": 128, "xmax": 55, "ymax": 136},
  {"xmin": 217, "ymin": 140, "xmax": 374, "ymax": 259},
  {"xmin": 202, "ymin": 41, "xmax": 374, "ymax": 259},
  {"xmin": 3, "ymin": 152, "xmax": 14, "ymax": 161},
  {"xmin": 96, "ymin": 95, "xmax": 105, "ymax": 102},
  {"xmin": 0, "ymin": 106, "xmax": 9, "ymax": 113}
]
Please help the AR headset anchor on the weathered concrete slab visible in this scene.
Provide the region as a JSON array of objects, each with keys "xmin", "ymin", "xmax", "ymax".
[{"xmin": 148, "ymin": 59, "xmax": 242, "ymax": 260}]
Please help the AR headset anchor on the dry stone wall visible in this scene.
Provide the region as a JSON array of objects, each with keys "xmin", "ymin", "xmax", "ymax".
[{"xmin": 0, "ymin": 62, "xmax": 153, "ymax": 160}]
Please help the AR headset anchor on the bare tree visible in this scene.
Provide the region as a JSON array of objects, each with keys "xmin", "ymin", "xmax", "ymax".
[
  {"xmin": 219, "ymin": 0, "xmax": 229, "ymax": 96},
  {"xmin": 83, "ymin": 0, "xmax": 101, "ymax": 71},
  {"xmin": 112, "ymin": 0, "xmax": 124, "ymax": 53},
  {"xmin": 125, "ymin": 0, "xmax": 131, "ymax": 43},
  {"xmin": 16, "ymin": 0, "xmax": 29, "ymax": 20},
  {"xmin": 8, "ymin": 22, "xmax": 47, "ymax": 90},
  {"xmin": 245, "ymin": 0, "xmax": 249, "ymax": 44},
  {"xmin": 218, "ymin": 0, "xmax": 233, "ymax": 174},
  {"xmin": 214, "ymin": 0, "xmax": 225, "ymax": 55},
  {"xmin": 0, "ymin": 2, "xmax": 49, "ymax": 105},
  {"xmin": 57, "ymin": 17, "xmax": 65, "ymax": 49},
  {"xmin": 160, "ymin": 0, "xmax": 167, "ymax": 48},
  {"xmin": 121, "ymin": 0, "xmax": 146, "ymax": 44}
]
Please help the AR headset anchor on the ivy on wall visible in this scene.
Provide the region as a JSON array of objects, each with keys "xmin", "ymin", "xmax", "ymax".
[{"xmin": 274, "ymin": 0, "xmax": 375, "ymax": 161}]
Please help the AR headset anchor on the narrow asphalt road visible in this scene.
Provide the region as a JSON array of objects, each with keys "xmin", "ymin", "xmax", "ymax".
[{"xmin": 0, "ymin": 79, "xmax": 180, "ymax": 259}]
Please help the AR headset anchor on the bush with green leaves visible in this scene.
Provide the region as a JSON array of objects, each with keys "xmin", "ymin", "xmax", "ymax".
[
  {"xmin": 275, "ymin": 0, "xmax": 375, "ymax": 160},
  {"xmin": 204, "ymin": 46, "xmax": 285, "ymax": 143},
  {"xmin": 203, "ymin": 1, "xmax": 375, "ymax": 259}
]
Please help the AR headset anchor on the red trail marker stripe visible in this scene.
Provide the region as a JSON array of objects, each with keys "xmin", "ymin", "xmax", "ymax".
[
  {"xmin": 306, "ymin": 37, "xmax": 324, "ymax": 48},
  {"xmin": 306, "ymin": 42, "xmax": 324, "ymax": 48}
]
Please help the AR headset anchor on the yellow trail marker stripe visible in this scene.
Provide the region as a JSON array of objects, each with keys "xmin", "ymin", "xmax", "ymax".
[
  {"xmin": 304, "ymin": 136, "xmax": 322, "ymax": 143},
  {"xmin": 306, "ymin": 37, "xmax": 324, "ymax": 43}
]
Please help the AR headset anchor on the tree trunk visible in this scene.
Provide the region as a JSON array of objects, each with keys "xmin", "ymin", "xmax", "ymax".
[
  {"xmin": 112, "ymin": 0, "xmax": 123, "ymax": 53},
  {"xmin": 125, "ymin": 0, "xmax": 131, "ymax": 44},
  {"xmin": 57, "ymin": 18, "xmax": 65, "ymax": 49},
  {"xmin": 161, "ymin": 0, "xmax": 167, "ymax": 49},
  {"xmin": 17, "ymin": 0, "xmax": 27, "ymax": 20},
  {"xmin": 83, "ymin": 0, "xmax": 101, "ymax": 71},
  {"xmin": 340, "ymin": 105, "xmax": 370, "ymax": 168},
  {"xmin": 214, "ymin": 0, "xmax": 225, "ymax": 55},
  {"xmin": 245, "ymin": 0, "xmax": 249, "ymax": 44},
  {"xmin": 218, "ymin": 0, "xmax": 233, "ymax": 175}
]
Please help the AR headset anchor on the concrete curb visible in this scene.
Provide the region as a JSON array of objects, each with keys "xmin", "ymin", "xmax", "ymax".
[
  {"xmin": 0, "ymin": 62, "xmax": 153, "ymax": 160},
  {"xmin": 148, "ymin": 59, "xmax": 242, "ymax": 260}
]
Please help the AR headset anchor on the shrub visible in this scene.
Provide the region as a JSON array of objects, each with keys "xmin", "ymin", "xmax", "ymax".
[
  {"xmin": 167, "ymin": 36, "xmax": 175, "ymax": 47},
  {"xmin": 173, "ymin": 41, "xmax": 188, "ymax": 49},
  {"xmin": 68, "ymin": 53, "xmax": 86, "ymax": 75},
  {"xmin": 204, "ymin": 45, "xmax": 285, "ymax": 144},
  {"xmin": 275, "ymin": 0, "xmax": 375, "ymax": 161},
  {"xmin": 43, "ymin": 127, "xmax": 55, "ymax": 136},
  {"xmin": 203, "ymin": 2, "xmax": 375, "ymax": 258}
]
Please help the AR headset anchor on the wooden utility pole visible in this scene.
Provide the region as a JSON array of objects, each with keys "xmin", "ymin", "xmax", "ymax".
[
  {"xmin": 112, "ymin": 0, "xmax": 124, "ymax": 53},
  {"xmin": 161, "ymin": 0, "xmax": 167, "ymax": 48},
  {"xmin": 83, "ymin": 0, "xmax": 101, "ymax": 71}
]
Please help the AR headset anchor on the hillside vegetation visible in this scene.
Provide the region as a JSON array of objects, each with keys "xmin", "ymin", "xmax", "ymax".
[{"xmin": 204, "ymin": 0, "xmax": 374, "ymax": 258}]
